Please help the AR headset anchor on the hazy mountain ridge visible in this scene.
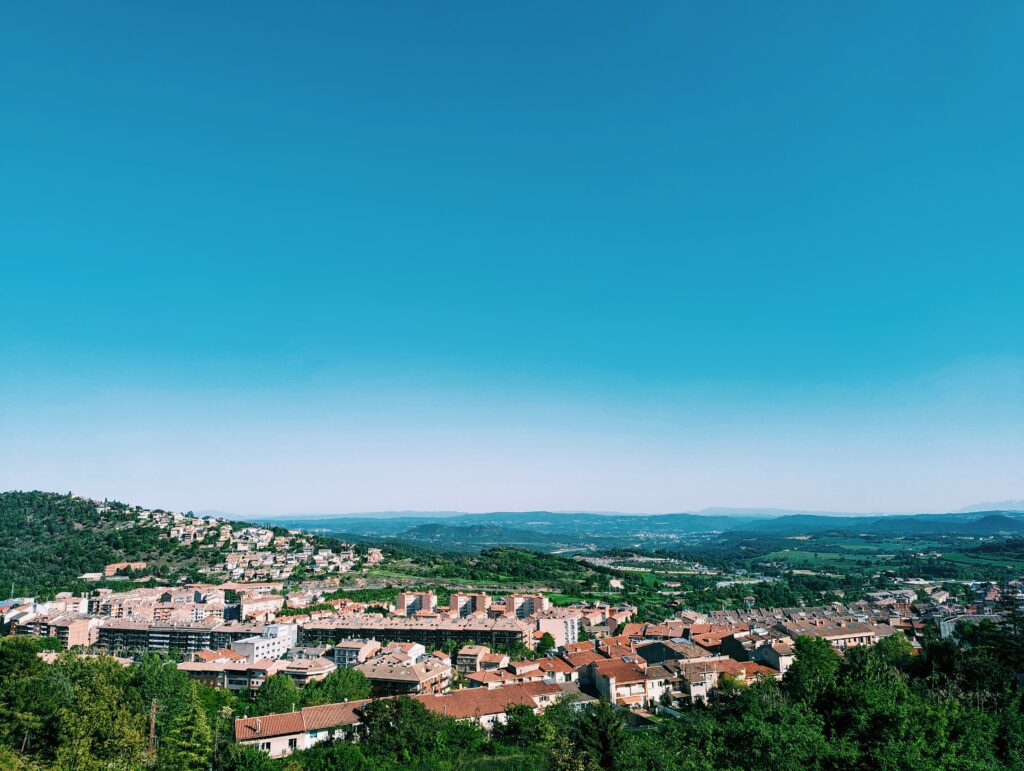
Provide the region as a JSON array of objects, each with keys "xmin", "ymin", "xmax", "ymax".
[
  {"xmin": 261, "ymin": 507, "xmax": 1024, "ymax": 552},
  {"xmin": 959, "ymin": 500, "xmax": 1024, "ymax": 513}
]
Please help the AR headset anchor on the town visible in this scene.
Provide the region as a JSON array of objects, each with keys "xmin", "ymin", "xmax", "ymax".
[{"xmin": 4, "ymin": 561, "xmax": 1016, "ymax": 760}]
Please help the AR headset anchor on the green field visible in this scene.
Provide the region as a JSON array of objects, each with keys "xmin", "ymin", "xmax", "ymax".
[{"xmin": 940, "ymin": 552, "xmax": 1024, "ymax": 570}]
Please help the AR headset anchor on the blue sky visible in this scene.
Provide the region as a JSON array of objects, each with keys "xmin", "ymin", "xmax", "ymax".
[{"xmin": 2, "ymin": 3, "xmax": 1022, "ymax": 515}]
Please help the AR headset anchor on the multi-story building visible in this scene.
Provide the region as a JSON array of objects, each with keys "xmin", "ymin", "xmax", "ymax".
[
  {"xmin": 13, "ymin": 616, "xmax": 98, "ymax": 649},
  {"xmin": 239, "ymin": 593, "xmax": 285, "ymax": 621},
  {"xmin": 230, "ymin": 623, "xmax": 298, "ymax": 661},
  {"xmin": 776, "ymin": 619, "xmax": 878, "ymax": 651},
  {"xmin": 301, "ymin": 614, "xmax": 533, "ymax": 651},
  {"xmin": 211, "ymin": 622, "xmax": 268, "ymax": 649},
  {"xmin": 95, "ymin": 620, "xmax": 150, "ymax": 650},
  {"xmin": 455, "ymin": 644, "xmax": 491, "ymax": 674},
  {"xmin": 326, "ymin": 639, "xmax": 382, "ymax": 668},
  {"xmin": 146, "ymin": 623, "xmax": 214, "ymax": 653},
  {"xmin": 536, "ymin": 613, "xmax": 581, "ymax": 648},
  {"xmin": 504, "ymin": 594, "xmax": 550, "ymax": 620},
  {"xmin": 447, "ymin": 593, "xmax": 491, "ymax": 617},
  {"xmin": 395, "ymin": 592, "xmax": 437, "ymax": 616},
  {"xmin": 356, "ymin": 653, "xmax": 451, "ymax": 696},
  {"xmin": 179, "ymin": 658, "xmax": 282, "ymax": 692}
]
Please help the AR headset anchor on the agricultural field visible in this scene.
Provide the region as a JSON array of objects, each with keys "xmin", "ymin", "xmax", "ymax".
[{"xmin": 939, "ymin": 551, "xmax": 1024, "ymax": 571}]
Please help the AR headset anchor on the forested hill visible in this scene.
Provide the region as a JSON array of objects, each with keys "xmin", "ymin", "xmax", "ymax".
[{"xmin": 0, "ymin": 491, "xmax": 216, "ymax": 597}]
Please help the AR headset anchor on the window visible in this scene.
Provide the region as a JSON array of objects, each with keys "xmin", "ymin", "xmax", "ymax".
[
  {"xmin": 259, "ymin": 742, "xmax": 271, "ymax": 752},
  {"xmin": 288, "ymin": 738, "xmax": 298, "ymax": 750}
]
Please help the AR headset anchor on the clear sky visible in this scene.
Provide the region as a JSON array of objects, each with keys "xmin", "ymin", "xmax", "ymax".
[{"xmin": 1, "ymin": 3, "xmax": 1022, "ymax": 515}]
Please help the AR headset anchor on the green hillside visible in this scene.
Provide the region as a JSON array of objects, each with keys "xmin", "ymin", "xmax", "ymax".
[{"xmin": 0, "ymin": 491, "xmax": 220, "ymax": 597}]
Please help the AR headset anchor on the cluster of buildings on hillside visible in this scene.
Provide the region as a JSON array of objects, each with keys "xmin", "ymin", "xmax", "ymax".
[
  {"xmin": 74, "ymin": 501, "xmax": 379, "ymax": 584},
  {"xmin": 5, "ymin": 573, "xmax": 1021, "ymax": 761}
]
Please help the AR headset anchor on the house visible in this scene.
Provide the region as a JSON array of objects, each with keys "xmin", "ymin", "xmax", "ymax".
[
  {"xmin": 414, "ymin": 681, "xmax": 564, "ymax": 729},
  {"xmin": 465, "ymin": 659, "xmax": 546, "ymax": 689},
  {"xmin": 356, "ymin": 652, "xmax": 452, "ymax": 696},
  {"xmin": 760, "ymin": 640, "xmax": 795, "ymax": 674},
  {"xmin": 235, "ymin": 682, "xmax": 567, "ymax": 758},
  {"xmin": 559, "ymin": 649, "xmax": 609, "ymax": 686},
  {"xmin": 455, "ymin": 644, "xmax": 491, "ymax": 674},
  {"xmin": 777, "ymin": 619, "xmax": 877, "ymax": 651},
  {"xmin": 719, "ymin": 630, "xmax": 796, "ymax": 674},
  {"xmin": 633, "ymin": 639, "xmax": 711, "ymax": 665},
  {"xmin": 535, "ymin": 656, "xmax": 577, "ymax": 683},
  {"xmin": 235, "ymin": 710, "xmax": 322, "ymax": 758},
  {"xmin": 326, "ymin": 638, "xmax": 381, "ymax": 668},
  {"xmin": 277, "ymin": 657, "xmax": 336, "ymax": 687},
  {"xmin": 676, "ymin": 658, "xmax": 781, "ymax": 703},
  {"xmin": 103, "ymin": 561, "xmax": 147, "ymax": 577},
  {"xmin": 589, "ymin": 657, "xmax": 654, "ymax": 709},
  {"xmin": 179, "ymin": 658, "xmax": 283, "ymax": 691}
]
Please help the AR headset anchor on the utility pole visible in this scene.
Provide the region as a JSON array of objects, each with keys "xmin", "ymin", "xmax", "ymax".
[{"xmin": 149, "ymin": 699, "xmax": 157, "ymax": 756}]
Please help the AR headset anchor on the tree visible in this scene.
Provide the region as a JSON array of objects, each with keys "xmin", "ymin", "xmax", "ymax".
[
  {"xmin": 356, "ymin": 696, "xmax": 442, "ymax": 765},
  {"xmin": 51, "ymin": 656, "xmax": 148, "ymax": 770},
  {"xmin": 873, "ymin": 632, "xmax": 914, "ymax": 670},
  {"xmin": 538, "ymin": 632, "xmax": 557, "ymax": 653},
  {"xmin": 548, "ymin": 734, "xmax": 597, "ymax": 771},
  {"xmin": 253, "ymin": 673, "xmax": 300, "ymax": 716},
  {"xmin": 134, "ymin": 654, "xmax": 191, "ymax": 749},
  {"xmin": 219, "ymin": 741, "xmax": 280, "ymax": 770},
  {"xmin": 284, "ymin": 740, "xmax": 374, "ymax": 769},
  {"xmin": 782, "ymin": 636, "xmax": 839, "ymax": 706},
  {"xmin": 572, "ymin": 700, "xmax": 625, "ymax": 769},
  {"xmin": 492, "ymin": 703, "xmax": 551, "ymax": 747},
  {"xmin": 301, "ymin": 668, "xmax": 371, "ymax": 707},
  {"xmin": 717, "ymin": 680, "xmax": 844, "ymax": 769},
  {"xmin": 160, "ymin": 682, "xmax": 212, "ymax": 770},
  {"xmin": 433, "ymin": 715, "xmax": 487, "ymax": 766}
]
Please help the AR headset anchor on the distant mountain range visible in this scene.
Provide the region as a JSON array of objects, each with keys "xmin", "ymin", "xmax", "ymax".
[
  {"xmin": 207, "ymin": 502, "xmax": 1024, "ymax": 523},
  {"xmin": 958, "ymin": 500, "xmax": 1024, "ymax": 513},
  {"xmin": 244, "ymin": 506, "xmax": 1024, "ymax": 553}
]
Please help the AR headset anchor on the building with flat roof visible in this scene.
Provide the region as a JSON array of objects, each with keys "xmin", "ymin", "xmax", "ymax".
[{"xmin": 301, "ymin": 613, "xmax": 533, "ymax": 650}]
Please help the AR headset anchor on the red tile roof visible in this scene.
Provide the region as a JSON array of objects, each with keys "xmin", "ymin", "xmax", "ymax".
[
  {"xmin": 560, "ymin": 650, "xmax": 609, "ymax": 669},
  {"xmin": 561, "ymin": 640, "xmax": 597, "ymax": 654},
  {"xmin": 301, "ymin": 700, "xmax": 370, "ymax": 731},
  {"xmin": 592, "ymin": 658, "xmax": 647, "ymax": 683},
  {"xmin": 536, "ymin": 657, "xmax": 573, "ymax": 673},
  {"xmin": 414, "ymin": 682, "xmax": 562, "ymax": 720},
  {"xmin": 235, "ymin": 712, "xmax": 304, "ymax": 741},
  {"xmin": 598, "ymin": 635, "xmax": 633, "ymax": 649}
]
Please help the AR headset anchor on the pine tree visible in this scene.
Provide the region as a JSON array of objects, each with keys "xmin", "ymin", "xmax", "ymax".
[{"xmin": 159, "ymin": 682, "xmax": 212, "ymax": 771}]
